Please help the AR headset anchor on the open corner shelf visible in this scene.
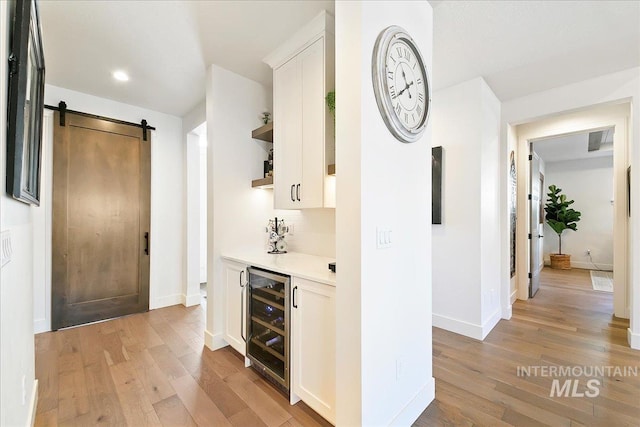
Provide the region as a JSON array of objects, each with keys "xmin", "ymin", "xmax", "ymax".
[
  {"xmin": 251, "ymin": 122, "xmax": 274, "ymax": 142},
  {"xmin": 252, "ymin": 176, "xmax": 273, "ymax": 189},
  {"xmin": 328, "ymin": 164, "xmax": 335, "ymax": 175}
]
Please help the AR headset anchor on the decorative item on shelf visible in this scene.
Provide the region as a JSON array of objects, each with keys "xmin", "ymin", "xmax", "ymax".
[
  {"xmin": 266, "ymin": 217, "xmax": 288, "ymax": 254},
  {"xmin": 261, "ymin": 112, "xmax": 271, "ymax": 125},
  {"xmin": 268, "ymin": 148, "xmax": 273, "ymax": 177},
  {"xmin": 545, "ymin": 185, "xmax": 581, "ymax": 270},
  {"xmin": 326, "ymin": 91, "xmax": 335, "ymax": 121}
]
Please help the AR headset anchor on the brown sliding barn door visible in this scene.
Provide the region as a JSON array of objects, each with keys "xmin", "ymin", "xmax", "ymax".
[{"xmin": 52, "ymin": 112, "xmax": 151, "ymax": 330}]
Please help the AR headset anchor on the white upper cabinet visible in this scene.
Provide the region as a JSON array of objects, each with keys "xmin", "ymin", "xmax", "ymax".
[{"xmin": 265, "ymin": 11, "xmax": 335, "ymax": 210}]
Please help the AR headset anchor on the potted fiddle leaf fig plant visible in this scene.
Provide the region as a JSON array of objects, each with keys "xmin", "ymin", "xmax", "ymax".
[{"xmin": 544, "ymin": 185, "xmax": 581, "ymax": 270}]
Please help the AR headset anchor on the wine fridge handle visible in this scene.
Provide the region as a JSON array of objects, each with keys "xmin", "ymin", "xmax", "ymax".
[
  {"xmin": 292, "ymin": 286, "xmax": 298, "ymax": 308},
  {"xmin": 239, "ymin": 270, "xmax": 245, "ymax": 287},
  {"xmin": 241, "ymin": 284, "xmax": 247, "ymax": 342}
]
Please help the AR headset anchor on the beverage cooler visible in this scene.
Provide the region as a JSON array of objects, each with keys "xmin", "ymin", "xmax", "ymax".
[{"xmin": 247, "ymin": 267, "xmax": 290, "ymax": 393}]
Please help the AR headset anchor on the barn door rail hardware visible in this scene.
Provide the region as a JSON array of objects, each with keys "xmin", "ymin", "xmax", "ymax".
[{"xmin": 44, "ymin": 101, "xmax": 156, "ymax": 140}]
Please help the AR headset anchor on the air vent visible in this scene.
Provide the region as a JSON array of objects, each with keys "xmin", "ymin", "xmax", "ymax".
[{"xmin": 588, "ymin": 131, "xmax": 604, "ymax": 152}]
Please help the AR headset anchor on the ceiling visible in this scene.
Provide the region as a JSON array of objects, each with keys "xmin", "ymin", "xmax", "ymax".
[
  {"xmin": 39, "ymin": 1, "xmax": 639, "ymax": 117},
  {"xmin": 534, "ymin": 128, "xmax": 614, "ymax": 164},
  {"xmin": 431, "ymin": 0, "xmax": 640, "ymax": 100},
  {"xmin": 39, "ymin": 1, "xmax": 334, "ymax": 117}
]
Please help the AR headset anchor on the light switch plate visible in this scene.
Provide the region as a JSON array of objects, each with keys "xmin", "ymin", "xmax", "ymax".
[
  {"xmin": 376, "ymin": 227, "xmax": 392, "ymax": 249},
  {"xmin": 1, "ymin": 230, "xmax": 12, "ymax": 268}
]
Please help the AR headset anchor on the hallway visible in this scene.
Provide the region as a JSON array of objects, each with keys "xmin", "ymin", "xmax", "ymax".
[{"xmin": 418, "ymin": 268, "xmax": 637, "ymax": 426}]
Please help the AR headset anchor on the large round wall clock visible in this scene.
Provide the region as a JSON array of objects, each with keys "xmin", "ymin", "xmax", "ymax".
[{"xmin": 372, "ymin": 26, "xmax": 431, "ymax": 143}]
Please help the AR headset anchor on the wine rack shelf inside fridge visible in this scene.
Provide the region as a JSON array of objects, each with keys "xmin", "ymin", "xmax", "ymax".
[{"xmin": 247, "ymin": 267, "xmax": 290, "ymax": 393}]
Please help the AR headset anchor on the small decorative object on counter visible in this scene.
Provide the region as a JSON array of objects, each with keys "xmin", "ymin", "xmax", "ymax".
[
  {"xmin": 261, "ymin": 111, "xmax": 271, "ymax": 125},
  {"xmin": 266, "ymin": 217, "xmax": 288, "ymax": 254}
]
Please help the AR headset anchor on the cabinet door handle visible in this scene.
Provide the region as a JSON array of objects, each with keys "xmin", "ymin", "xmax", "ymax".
[
  {"xmin": 241, "ymin": 285, "xmax": 247, "ymax": 342},
  {"xmin": 292, "ymin": 286, "xmax": 298, "ymax": 308},
  {"xmin": 291, "ymin": 184, "xmax": 295, "ymax": 202},
  {"xmin": 296, "ymin": 184, "xmax": 300, "ymax": 201},
  {"xmin": 144, "ymin": 232, "xmax": 150, "ymax": 255},
  {"xmin": 239, "ymin": 270, "xmax": 245, "ymax": 287}
]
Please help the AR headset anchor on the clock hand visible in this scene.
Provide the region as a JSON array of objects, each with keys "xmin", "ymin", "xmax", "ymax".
[{"xmin": 398, "ymin": 80, "xmax": 414, "ymax": 97}]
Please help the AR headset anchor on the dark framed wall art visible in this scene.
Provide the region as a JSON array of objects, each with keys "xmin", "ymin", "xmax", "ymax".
[
  {"xmin": 6, "ymin": 0, "xmax": 46, "ymax": 205},
  {"xmin": 432, "ymin": 146, "xmax": 443, "ymax": 224},
  {"xmin": 509, "ymin": 151, "xmax": 517, "ymax": 278}
]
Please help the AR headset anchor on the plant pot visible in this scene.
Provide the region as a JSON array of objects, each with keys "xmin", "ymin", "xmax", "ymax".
[{"xmin": 550, "ymin": 254, "xmax": 571, "ymax": 270}]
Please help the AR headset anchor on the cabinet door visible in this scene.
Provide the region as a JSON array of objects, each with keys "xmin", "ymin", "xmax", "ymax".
[
  {"xmin": 299, "ymin": 37, "xmax": 326, "ymax": 208},
  {"xmin": 274, "ymin": 56, "xmax": 302, "ymax": 210},
  {"xmin": 291, "ymin": 277, "xmax": 335, "ymax": 424},
  {"xmin": 223, "ymin": 260, "xmax": 247, "ymax": 356}
]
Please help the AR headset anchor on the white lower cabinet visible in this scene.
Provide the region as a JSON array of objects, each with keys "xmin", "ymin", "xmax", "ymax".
[
  {"xmin": 223, "ymin": 260, "xmax": 248, "ymax": 356},
  {"xmin": 291, "ymin": 277, "xmax": 336, "ymax": 424}
]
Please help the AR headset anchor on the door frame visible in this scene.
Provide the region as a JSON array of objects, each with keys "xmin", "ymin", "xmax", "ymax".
[{"xmin": 515, "ymin": 103, "xmax": 630, "ymax": 319}]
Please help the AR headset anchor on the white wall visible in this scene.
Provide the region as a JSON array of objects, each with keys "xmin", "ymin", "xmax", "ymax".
[
  {"xmin": 431, "ymin": 77, "xmax": 502, "ymax": 340},
  {"xmin": 542, "ymin": 157, "xmax": 614, "ymax": 270},
  {"xmin": 501, "ymin": 67, "xmax": 640, "ymax": 348},
  {"xmin": 1, "ymin": 0, "xmax": 37, "ymax": 424},
  {"xmin": 204, "ymin": 65, "xmax": 335, "ymax": 349},
  {"xmin": 336, "ymin": 2, "xmax": 434, "ymax": 425},
  {"xmin": 34, "ymin": 85, "xmax": 185, "ymax": 331},
  {"xmin": 183, "ymin": 102, "xmax": 206, "ymax": 307}
]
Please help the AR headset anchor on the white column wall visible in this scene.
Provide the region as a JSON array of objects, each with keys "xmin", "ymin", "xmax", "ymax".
[
  {"xmin": 336, "ymin": 2, "xmax": 434, "ymax": 425},
  {"xmin": 431, "ymin": 77, "xmax": 502, "ymax": 340}
]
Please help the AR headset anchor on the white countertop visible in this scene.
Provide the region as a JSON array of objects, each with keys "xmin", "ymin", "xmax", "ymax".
[{"xmin": 221, "ymin": 250, "xmax": 336, "ymax": 286}]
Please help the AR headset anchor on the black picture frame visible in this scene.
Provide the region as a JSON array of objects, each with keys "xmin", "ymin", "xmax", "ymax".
[
  {"xmin": 6, "ymin": 0, "xmax": 45, "ymax": 205},
  {"xmin": 432, "ymin": 146, "xmax": 443, "ymax": 224}
]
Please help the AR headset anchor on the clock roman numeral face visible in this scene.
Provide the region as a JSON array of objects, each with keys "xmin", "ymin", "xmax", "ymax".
[{"xmin": 385, "ymin": 39, "xmax": 427, "ymax": 131}]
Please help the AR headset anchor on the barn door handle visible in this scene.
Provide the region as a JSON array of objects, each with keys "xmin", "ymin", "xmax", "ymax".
[{"xmin": 144, "ymin": 232, "xmax": 150, "ymax": 255}]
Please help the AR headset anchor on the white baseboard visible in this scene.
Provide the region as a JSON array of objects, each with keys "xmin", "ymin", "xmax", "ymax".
[
  {"xmin": 502, "ymin": 304, "xmax": 512, "ymax": 320},
  {"xmin": 628, "ymin": 328, "xmax": 640, "ymax": 350},
  {"xmin": 27, "ymin": 379, "xmax": 38, "ymax": 427},
  {"xmin": 182, "ymin": 293, "xmax": 202, "ymax": 307},
  {"xmin": 433, "ymin": 313, "xmax": 483, "ymax": 340},
  {"xmin": 510, "ymin": 288, "xmax": 518, "ymax": 304},
  {"xmin": 544, "ymin": 259, "xmax": 613, "ymax": 271},
  {"xmin": 204, "ymin": 330, "xmax": 228, "ymax": 351},
  {"xmin": 481, "ymin": 309, "xmax": 502, "ymax": 340},
  {"xmin": 150, "ymin": 294, "xmax": 183, "ymax": 310},
  {"xmin": 34, "ymin": 318, "xmax": 50, "ymax": 334},
  {"xmin": 389, "ymin": 377, "xmax": 435, "ymax": 426}
]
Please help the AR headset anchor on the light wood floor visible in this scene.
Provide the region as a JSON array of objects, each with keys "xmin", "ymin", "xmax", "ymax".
[
  {"xmin": 34, "ymin": 305, "xmax": 331, "ymax": 427},
  {"xmin": 416, "ymin": 267, "xmax": 639, "ymax": 426},
  {"xmin": 34, "ymin": 268, "xmax": 638, "ymax": 427}
]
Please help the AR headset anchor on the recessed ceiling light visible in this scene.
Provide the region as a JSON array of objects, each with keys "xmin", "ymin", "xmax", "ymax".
[{"xmin": 113, "ymin": 70, "xmax": 129, "ymax": 82}]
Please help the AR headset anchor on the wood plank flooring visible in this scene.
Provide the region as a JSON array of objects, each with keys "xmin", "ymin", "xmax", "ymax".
[
  {"xmin": 34, "ymin": 305, "xmax": 331, "ymax": 427},
  {"xmin": 35, "ymin": 268, "xmax": 638, "ymax": 426},
  {"xmin": 416, "ymin": 268, "xmax": 639, "ymax": 426}
]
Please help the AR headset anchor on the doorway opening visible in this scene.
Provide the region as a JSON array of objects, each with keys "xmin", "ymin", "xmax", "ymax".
[
  {"xmin": 513, "ymin": 103, "xmax": 630, "ymax": 326},
  {"xmin": 529, "ymin": 128, "xmax": 615, "ymax": 306},
  {"xmin": 186, "ymin": 121, "xmax": 208, "ymax": 308}
]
